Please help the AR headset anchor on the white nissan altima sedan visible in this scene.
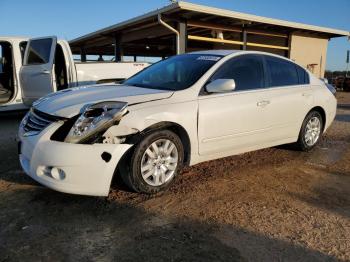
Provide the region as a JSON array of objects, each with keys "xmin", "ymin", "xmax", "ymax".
[{"xmin": 18, "ymin": 50, "xmax": 337, "ymax": 196}]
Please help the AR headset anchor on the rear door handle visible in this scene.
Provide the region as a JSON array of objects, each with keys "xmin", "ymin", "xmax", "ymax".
[{"xmin": 257, "ymin": 100, "xmax": 270, "ymax": 107}]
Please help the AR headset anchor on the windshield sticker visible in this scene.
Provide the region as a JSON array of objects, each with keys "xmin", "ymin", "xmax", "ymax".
[{"xmin": 196, "ymin": 56, "xmax": 221, "ymax": 61}]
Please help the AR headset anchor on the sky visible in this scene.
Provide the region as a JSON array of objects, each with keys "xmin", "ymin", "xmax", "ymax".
[{"xmin": 0, "ymin": 0, "xmax": 349, "ymax": 71}]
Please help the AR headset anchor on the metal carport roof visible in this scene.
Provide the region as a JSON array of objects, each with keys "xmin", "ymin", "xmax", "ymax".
[{"xmin": 69, "ymin": 1, "xmax": 349, "ymax": 58}]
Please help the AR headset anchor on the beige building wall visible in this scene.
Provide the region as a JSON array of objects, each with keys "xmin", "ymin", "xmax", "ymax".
[{"xmin": 289, "ymin": 33, "xmax": 329, "ymax": 77}]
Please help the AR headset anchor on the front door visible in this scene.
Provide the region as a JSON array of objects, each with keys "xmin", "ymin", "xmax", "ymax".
[
  {"xmin": 20, "ymin": 36, "xmax": 57, "ymax": 106},
  {"xmin": 198, "ymin": 54, "xmax": 270, "ymax": 155}
]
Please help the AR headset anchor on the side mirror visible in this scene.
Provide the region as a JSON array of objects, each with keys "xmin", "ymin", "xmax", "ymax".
[{"xmin": 205, "ymin": 79, "xmax": 236, "ymax": 93}]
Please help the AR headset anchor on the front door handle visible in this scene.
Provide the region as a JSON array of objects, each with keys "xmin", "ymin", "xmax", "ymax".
[
  {"xmin": 257, "ymin": 100, "xmax": 270, "ymax": 107},
  {"xmin": 40, "ymin": 70, "xmax": 50, "ymax": 75}
]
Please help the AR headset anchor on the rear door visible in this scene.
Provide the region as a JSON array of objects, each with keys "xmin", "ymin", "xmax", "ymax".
[
  {"xmin": 260, "ymin": 55, "xmax": 313, "ymax": 142},
  {"xmin": 20, "ymin": 36, "xmax": 57, "ymax": 105}
]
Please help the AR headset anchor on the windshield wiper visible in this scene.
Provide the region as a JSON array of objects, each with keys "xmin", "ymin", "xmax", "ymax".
[
  {"xmin": 125, "ymin": 82, "xmax": 177, "ymax": 91},
  {"xmin": 125, "ymin": 83, "xmax": 150, "ymax": 88}
]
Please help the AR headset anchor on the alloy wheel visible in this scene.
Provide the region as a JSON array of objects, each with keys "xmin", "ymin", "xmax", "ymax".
[
  {"xmin": 140, "ymin": 139, "xmax": 179, "ymax": 186},
  {"xmin": 304, "ymin": 116, "xmax": 321, "ymax": 146}
]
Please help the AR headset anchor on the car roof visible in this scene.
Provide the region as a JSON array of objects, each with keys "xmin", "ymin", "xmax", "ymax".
[
  {"xmin": 187, "ymin": 49, "xmax": 285, "ymax": 58},
  {"xmin": 188, "ymin": 49, "xmax": 299, "ymax": 62},
  {"xmin": 186, "ymin": 49, "xmax": 312, "ymax": 71},
  {"xmin": 188, "ymin": 50, "xmax": 240, "ymax": 56}
]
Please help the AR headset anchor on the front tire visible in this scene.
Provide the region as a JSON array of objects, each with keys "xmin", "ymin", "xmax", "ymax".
[
  {"xmin": 121, "ymin": 130, "xmax": 184, "ymax": 194},
  {"xmin": 295, "ymin": 111, "xmax": 323, "ymax": 151}
]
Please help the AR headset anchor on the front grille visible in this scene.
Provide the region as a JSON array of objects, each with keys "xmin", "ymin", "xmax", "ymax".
[{"xmin": 23, "ymin": 108, "xmax": 62, "ymax": 134}]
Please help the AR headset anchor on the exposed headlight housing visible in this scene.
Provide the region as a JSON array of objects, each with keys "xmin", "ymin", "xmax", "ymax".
[{"xmin": 64, "ymin": 101, "xmax": 128, "ymax": 143}]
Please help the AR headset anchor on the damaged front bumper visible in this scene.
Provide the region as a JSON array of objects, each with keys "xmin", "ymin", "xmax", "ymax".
[{"xmin": 19, "ymin": 122, "xmax": 132, "ymax": 196}]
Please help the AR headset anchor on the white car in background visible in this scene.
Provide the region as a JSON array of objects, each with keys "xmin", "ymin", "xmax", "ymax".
[
  {"xmin": 18, "ymin": 50, "xmax": 337, "ymax": 196},
  {"xmin": 0, "ymin": 36, "xmax": 148, "ymax": 111}
]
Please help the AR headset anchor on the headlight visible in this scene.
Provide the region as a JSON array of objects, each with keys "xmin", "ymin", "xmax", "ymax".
[{"xmin": 64, "ymin": 101, "xmax": 128, "ymax": 143}]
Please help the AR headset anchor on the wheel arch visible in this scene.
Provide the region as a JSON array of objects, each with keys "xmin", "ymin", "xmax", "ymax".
[
  {"xmin": 127, "ymin": 121, "xmax": 192, "ymax": 166},
  {"xmin": 308, "ymin": 106, "xmax": 326, "ymax": 132}
]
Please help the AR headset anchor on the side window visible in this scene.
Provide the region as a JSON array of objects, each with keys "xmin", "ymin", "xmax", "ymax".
[
  {"xmin": 296, "ymin": 65, "xmax": 310, "ymax": 84},
  {"xmin": 19, "ymin": 41, "xmax": 27, "ymax": 64},
  {"xmin": 0, "ymin": 45, "xmax": 3, "ymax": 73},
  {"xmin": 25, "ymin": 38, "xmax": 53, "ymax": 65},
  {"xmin": 265, "ymin": 56, "xmax": 299, "ymax": 87},
  {"xmin": 0, "ymin": 42, "xmax": 13, "ymax": 74},
  {"xmin": 209, "ymin": 55, "xmax": 265, "ymax": 91}
]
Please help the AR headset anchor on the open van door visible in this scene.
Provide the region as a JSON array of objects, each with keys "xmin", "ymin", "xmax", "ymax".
[{"xmin": 20, "ymin": 36, "xmax": 57, "ymax": 106}]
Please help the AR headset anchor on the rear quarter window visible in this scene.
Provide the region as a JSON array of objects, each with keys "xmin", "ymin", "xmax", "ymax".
[
  {"xmin": 265, "ymin": 56, "xmax": 299, "ymax": 87},
  {"xmin": 19, "ymin": 41, "xmax": 27, "ymax": 64},
  {"xmin": 296, "ymin": 65, "xmax": 310, "ymax": 84}
]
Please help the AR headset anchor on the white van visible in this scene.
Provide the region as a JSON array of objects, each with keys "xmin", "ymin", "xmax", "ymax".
[{"xmin": 0, "ymin": 36, "xmax": 149, "ymax": 111}]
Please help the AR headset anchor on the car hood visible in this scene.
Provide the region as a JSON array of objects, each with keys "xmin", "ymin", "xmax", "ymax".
[{"xmin": 33, "ymin": 84, "xmax": 173, "ymax": 118}]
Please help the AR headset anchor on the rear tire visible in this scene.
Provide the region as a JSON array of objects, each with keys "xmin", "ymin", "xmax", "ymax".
[
  {"xmin": 120, "ymin": 130, "xmax": 184, "ymax": 194},
  {"xmin": 295, "ymin": 111, "xmax": 323, "ymax": 151}
]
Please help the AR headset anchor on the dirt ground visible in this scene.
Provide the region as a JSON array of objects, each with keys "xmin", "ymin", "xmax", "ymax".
[{"xmin": 0, "ymin": 93, "xmax": 349, "ymax": 262}]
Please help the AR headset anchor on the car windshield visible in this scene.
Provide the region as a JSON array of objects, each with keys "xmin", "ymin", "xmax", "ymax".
[{"xmin": 124, "ymin": 54, "xmax": 223, "ymax": 91}]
